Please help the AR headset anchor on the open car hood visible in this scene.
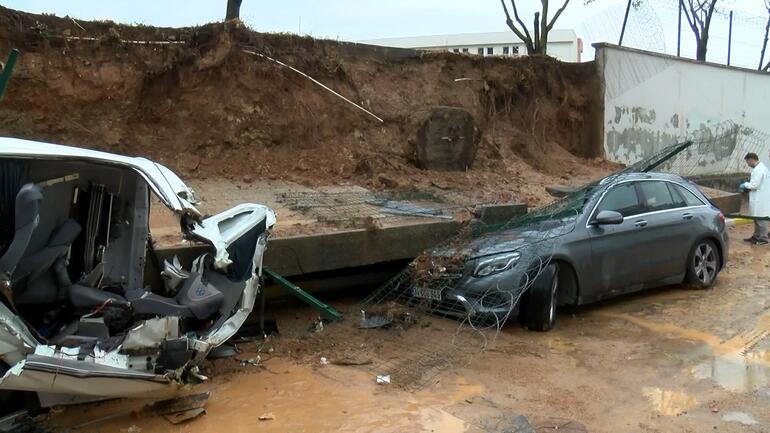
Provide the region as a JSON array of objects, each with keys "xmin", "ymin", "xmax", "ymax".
[{"xmin": 0, "ymin": 137, "xmax": 201, "ymax": 218}]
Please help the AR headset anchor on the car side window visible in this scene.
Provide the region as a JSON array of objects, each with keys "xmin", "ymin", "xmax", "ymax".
[
  {"xmin": 672, "ymin": 184, "xmax": 706, "ymax": 207},
  {"xmin": 596, "ymin": 183, "xmax": 643, "ymax": 217},
  {"xmin": 638, "ymin": 181, "xmax": 677, "ymax": 212},
  {"xmin": 667, "ymin": 183, "xmax": 688, "ymax": 208}
]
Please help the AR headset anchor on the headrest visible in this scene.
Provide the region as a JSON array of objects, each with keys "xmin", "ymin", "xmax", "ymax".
[{"xmin": 14, "ymin": 184, "xmax": 43, "ymax": 230}]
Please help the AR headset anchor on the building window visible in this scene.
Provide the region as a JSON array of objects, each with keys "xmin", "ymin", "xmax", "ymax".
[
  {"xmin": 477, "ymin": 47, "xmax": 484, "ymax": 55},
  {"xmin": 462, "ymin": 48, "xmax": 468, "ymax": 53},
  {"xmin": 453, "ymin": 48, "xmax": 459, "ymax": 53},
  {"xmin": 503, "ymin": 46, "xmax": 509, "ymax": 55},
  {"xmin": 512, "ymin": 46, "xmax": 520, "ymax": 55},
  {"xmin": 487, "ymin": 47, "xmax": 493, "ymax": 55}
]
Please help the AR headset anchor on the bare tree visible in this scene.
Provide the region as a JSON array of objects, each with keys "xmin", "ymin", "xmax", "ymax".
[
  {"xmin": 226, "ymin": 0, "xmax": 243, "ymax": 21},
  {"xmin": 680, "ymin": 0, "xmax": 718, "ymax": 62},
  {"xmin": 760, "ymin": 0, "xmax": 770, "ymax": 71},
  {"xmin": 500, "ymin": 0, "xmax": 573, "ymax": 56}
]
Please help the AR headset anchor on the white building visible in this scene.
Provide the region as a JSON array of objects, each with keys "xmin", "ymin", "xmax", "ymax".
[{"xmin": 360, "ymin": 30, "xmax": 583, "ymax": 62}]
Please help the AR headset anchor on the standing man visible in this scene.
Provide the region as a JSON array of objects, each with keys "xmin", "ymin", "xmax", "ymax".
[{"xmin": 740, "ymin": 152, "xmax": 770, "ymax": 245}]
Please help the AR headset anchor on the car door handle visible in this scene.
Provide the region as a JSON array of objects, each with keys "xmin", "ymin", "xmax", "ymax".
[
  {"xmin": 634, "ymin": 219, "xmax": 648, "ymax": 227},
  {"xmin": 682, "ymin": 213, "xmax": 693, "ymax": 220}
]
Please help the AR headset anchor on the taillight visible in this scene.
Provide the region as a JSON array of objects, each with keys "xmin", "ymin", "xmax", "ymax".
[{"xmin": 718, "ymin": 212, "xmax": 725, "ymax": 223}]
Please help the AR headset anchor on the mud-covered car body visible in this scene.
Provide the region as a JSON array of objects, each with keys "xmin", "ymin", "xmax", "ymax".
[
  {"xmin": 0, "ymin": 138, "xmax": 275, "ymax": 406},
  {"xmin": 416, "ymin": 171, "xmax": 728, "ymax": 322}
]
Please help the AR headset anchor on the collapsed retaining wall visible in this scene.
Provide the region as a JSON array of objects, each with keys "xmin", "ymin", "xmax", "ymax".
[
  {"xmin": 595, "ymin": 43, "xmax": 770, "ymax": 175},
  {"xmin": 0, "ymin": 6, "xmax": 605, "ymax": 209}
]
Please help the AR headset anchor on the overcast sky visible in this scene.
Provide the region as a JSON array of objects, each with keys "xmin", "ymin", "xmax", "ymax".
[{"xmin": 2, "ymin": 0, "xmax": 768, "ymax": 68}]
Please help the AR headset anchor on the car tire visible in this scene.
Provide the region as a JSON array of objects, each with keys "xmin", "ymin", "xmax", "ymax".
[
  {"xmin": 524, "ymin": 262, "xmax": 559, "ymax": 332},
  {"xmin": 685, "ymin": 239, "xmax": 720, "ymax": 289}
]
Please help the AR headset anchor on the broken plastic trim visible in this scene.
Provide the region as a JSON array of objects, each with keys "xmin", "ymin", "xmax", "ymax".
[{"xmin": 190, "ymin": 203, "xmax": 276, "ymax": 270}]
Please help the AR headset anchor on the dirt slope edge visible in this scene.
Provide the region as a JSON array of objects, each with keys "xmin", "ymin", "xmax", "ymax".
[{"xmin": 0, "ymin": 7, "xmax": 613, "ymax": 206}]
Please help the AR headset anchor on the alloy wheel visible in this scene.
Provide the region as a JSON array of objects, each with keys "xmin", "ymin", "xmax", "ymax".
[{"xmin": 693, "ymin": 243, "xmax": 717, "ymax": 285}]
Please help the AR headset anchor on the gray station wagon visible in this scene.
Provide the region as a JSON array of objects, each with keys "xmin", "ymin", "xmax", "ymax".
[{"xmin": 413, "ymin": 151, "xmax": 728, "ymax": 332}]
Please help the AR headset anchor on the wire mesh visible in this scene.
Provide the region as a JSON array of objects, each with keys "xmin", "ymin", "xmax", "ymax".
[{"xmin": 277, "ymin": 191, "xmax": 462, "ymax": 225}]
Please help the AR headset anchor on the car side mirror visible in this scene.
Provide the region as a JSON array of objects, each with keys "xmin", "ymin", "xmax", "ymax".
[{"xmin": 594, "ymin": 210, "xmax": 624, "ymax": 225}]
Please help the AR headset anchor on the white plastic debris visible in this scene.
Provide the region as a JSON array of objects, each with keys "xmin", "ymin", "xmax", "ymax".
[
  {"xmin": 376, "ymin": 375, "xmax": 391, "ymax": 385},
  {"xmin": 320, "ymin": 357, "xmax": 329, "ymax": 365}
]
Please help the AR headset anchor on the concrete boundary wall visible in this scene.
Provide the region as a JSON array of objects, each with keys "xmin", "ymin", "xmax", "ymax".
[{"xmin": 595, "ymin": 43, "xmax": 770, "ymax": 175}]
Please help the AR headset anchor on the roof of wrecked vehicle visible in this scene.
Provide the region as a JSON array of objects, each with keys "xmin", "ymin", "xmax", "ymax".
[{"xmin": 0, "ymin": 137, "xmax": 200, "ymax": 217}]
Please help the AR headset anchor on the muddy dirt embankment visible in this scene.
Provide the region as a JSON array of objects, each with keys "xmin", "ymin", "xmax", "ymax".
[{"xmin": 0, "ymin": 7, "xmax": 610, "ymax": 206}]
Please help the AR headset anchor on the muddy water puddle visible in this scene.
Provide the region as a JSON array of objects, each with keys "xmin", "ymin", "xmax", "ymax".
[
  {"xmin": 722, "ymin": 411, "xmax": 760, "ymax": 426},
  {"xmin": 600, "ymin": 310, "xmax": 770, "ymax": 394},
  {"xmin": 691, "ymin": 351, "xmax": 770, "ymax": 392}
]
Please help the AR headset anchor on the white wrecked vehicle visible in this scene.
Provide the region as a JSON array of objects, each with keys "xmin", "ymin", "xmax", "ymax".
[{"xmin": 0, "ymin": 138, "xmax": 275, "ymax": 408}]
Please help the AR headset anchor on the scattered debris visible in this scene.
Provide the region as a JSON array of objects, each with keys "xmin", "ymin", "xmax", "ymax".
[
  {"xmin": 361, "ymin": 303, "xmax": 417, "ymax": 330},
  {"xmin": 330, "ymin": 356, "xmax": 373, "ymax": 366},
  {"xmin": 189, "ymin": 366, "xmax": 209, "ymax": 382},
  {"xmin": 208, "ymin": 344, "xmax": 238, "ymax": 359},
  {"xmin": 320, "ymin": 357, "xmax": 329, "ymax": 365},
  {"xmin": 163, "ymin": 408, "xmax": 206, "ymax": 425},
  {"xmin": 146, "ymin": 393, "xmax": 210, "ymax": 417},
  {"xmin": 359, "ymin": 310, "xmax": 392, "ymax": 329},
  {"xmin": 265, "ymin": 268, "xmax": 343, "ymax": 322},
  {"xmin": 309, "ymin": 317, "xmax": 325, "ymax": 333},
  {"xmin": 708, "ymin": 400, "xmax": 720, "ymax": 413},
  {"xmin": 72, "ymin": 393, "xmax": 210, "ymax": 429},
  {"xmin": 239, "ymin": 356, "xmax": 261, "ymax": 367},
  {"xmin": 258, "ymin": 413, "xmax": 276, "ymax": 421},
  {"xmin": 376, "ymin": 375, "xmax": 391, "ymax": 385}
]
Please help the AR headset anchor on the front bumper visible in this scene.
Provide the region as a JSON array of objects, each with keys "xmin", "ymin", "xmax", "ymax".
[{"xmin": 412, "ymin": 267, "xmax": 526, "ymax": 319}]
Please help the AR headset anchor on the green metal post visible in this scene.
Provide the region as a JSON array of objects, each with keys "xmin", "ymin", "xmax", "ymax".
[
  {"xmin": 0, "ymin": 49, "xmax": 20, "ymax": 102},
  {"xmin": 263, "ymin": 267, "xmax": 343, "ymax": 322}
]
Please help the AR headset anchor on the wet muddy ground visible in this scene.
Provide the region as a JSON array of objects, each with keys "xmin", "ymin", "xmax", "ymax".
[{"xmin": 51, "ymin": 222, "xmax": 770, "ymax": 433}]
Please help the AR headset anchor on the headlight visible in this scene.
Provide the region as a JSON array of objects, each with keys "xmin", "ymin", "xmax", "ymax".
[{"xmin": 473, "ymin": 252, "xmax": 521, "ymax": 277}]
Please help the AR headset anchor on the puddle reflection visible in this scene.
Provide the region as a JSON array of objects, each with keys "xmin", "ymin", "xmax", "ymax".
[
  {"xmin": 691, "ymin": 351, "xmax": 769, "ymax": 392},
  {"xmin": 642, "ymin": 387, "xmax": 697, "ymax": 416}
]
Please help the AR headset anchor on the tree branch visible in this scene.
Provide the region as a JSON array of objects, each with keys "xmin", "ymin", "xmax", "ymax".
[
  {"xmin": 680, "ymin": 0, "xmax": 700, "ymax": 39},
  {"xmin": 701, "ymin": 0, "xmax": 717, "ymax": 37},
  {"xmin": 690, "ymin": 0, "xmax": 706, "ymax": 30},
  {"xmin": 541, "ymin": 0, "xmax": 549, "ymax": 47},
  {"xmin": 509, "ymin": 0, "xmax": 534, "ymax": 44},
  {"xmin": 500, "ymin": 0, "xmax": 533, "ymax": 46},
  {"xmin": 547, "ymin": 0, "xmax": 573, "ymax": 30}
]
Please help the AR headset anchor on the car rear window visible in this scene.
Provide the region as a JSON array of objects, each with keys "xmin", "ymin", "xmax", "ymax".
[
  {"xmin": 672, "ymin": 183, "xmax": 705, "ymax": 207},
  {"xmin": 596, "ymin": 183, "xmax": 644, "ymax": 217},
  {"xmin": 638, "ymin": 181, "xmax": 677, "ymax": 212}
]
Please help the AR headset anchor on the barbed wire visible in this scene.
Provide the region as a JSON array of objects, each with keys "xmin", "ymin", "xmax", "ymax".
[{"xmin": 580, "ymin": 0, "xmax": 770, "ymax": 69}]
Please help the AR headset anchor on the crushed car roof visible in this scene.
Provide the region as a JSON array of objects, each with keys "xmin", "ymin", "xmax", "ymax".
[{"xmin": 0, "ymin": 137, "xmax": 200, "ymax": 217}]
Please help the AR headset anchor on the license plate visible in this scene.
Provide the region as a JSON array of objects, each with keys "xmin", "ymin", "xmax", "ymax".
[{"xmin": 413, "ymin": 287, "xmax": 442, "ymax": 301}]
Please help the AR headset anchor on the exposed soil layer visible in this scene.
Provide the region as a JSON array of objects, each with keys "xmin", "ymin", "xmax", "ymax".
[{"xmin": 0, "ymin": 7, "xmax": 615, "ymax": 208}]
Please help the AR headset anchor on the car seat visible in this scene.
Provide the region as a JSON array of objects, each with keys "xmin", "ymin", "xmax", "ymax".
[
  {"xmin": 125, "ymin": 271, "xmax": 225, "ymax": 320},
  {"xmin": 0, "ymin": 184, "xmax": 43, "ymax": 284}
]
